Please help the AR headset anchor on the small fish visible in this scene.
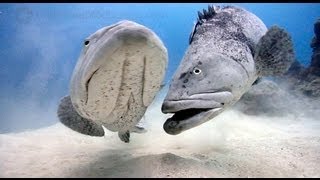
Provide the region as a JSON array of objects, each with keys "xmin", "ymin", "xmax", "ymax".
[
  {"xmin": 161, "ymin": 5, "xmax": 294, "ymax": 135},
  {"xmin": 58, "ymin": 20, "xmax": 168, "ymax": 143}
]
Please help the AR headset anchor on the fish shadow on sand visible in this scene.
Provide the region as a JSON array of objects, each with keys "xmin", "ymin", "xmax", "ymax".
[{"xmin": 67, "ymin": 152, "xmax": 224, "ymax": 178}]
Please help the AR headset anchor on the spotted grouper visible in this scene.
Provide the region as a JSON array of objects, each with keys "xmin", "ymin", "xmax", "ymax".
[
  {"xmin": 161, "ymin": 5, "xmax": 294, "ymax": 135},
  {"xmin": 57, "ymin": 20, "xmax": 168, "ymax": 143}
]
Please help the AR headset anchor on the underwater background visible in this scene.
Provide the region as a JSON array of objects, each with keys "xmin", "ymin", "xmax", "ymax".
[
  {"xmin": 0, "ymin": 3, "xmax": 320, "ymax": 133},
  {"xmin": 1, "ymin": 3, "xmax": 320, "ymax": 178}
]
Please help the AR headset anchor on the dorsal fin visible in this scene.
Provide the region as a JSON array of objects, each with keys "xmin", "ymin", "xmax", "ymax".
[
  {"xmin": 189, "ymin": 5, "xmax": 239, "ymax": 44},
  {"xmin": 189, "ymin": 21, "xmax": 200, "ymax": 44},
  {"xmin": 197, "ymin": 5, "xmax": 219, "ymax": 22},
  {"xmin": 189, "ymin": 5, "xmax": 220, "ymax": 44}
]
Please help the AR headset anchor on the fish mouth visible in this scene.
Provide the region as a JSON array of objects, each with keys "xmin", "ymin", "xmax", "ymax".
[
  {"xmin": 163, "ymin": 107, "xmax": 222, "ymax": 135},
  {"xmin": 161, "ymin": 91, "xmax": 232, "ymax": 135},
  {"xmin": 161, "ymin": 91, "xmax": 232, "ymax": 113}
]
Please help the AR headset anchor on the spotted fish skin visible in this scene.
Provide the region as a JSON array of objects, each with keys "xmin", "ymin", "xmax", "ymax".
[
  {"xmin": 100, "ymin": 46, "xmax": 150, "ymax": 132},
  {"xmin": 161, "ymin": 5, "xmax": 294, "ymax": 135},
  {"xmin": 57, "ymin": 20, "xmax": 168, "ymax": 142},
  {"xmin": 189, "ymin": 6, "xmax": 268, "ymax": 92}
]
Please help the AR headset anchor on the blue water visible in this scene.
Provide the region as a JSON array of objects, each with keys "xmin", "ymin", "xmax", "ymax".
[{"xmin": 0, "ymin": 3, "xmax": 319, "ymax": 133}]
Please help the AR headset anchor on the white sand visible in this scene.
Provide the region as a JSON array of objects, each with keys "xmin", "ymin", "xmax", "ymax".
[{"xmin": 1, "ymin": 92, "xmax": 320, "ymax": 178}]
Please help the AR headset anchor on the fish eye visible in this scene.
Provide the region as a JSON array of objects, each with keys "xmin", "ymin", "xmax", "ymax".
[
  {"xmin": 193, "ymin": 68, "xmax": 201, "ymax": 75},
  {"xmin": 84, "ymin": 40, "xmax": 90, "ymax": 46}
]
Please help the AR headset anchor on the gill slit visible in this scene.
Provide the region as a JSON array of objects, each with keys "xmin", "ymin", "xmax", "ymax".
[
  {"xmin": 112, "ymin": 56, "xmax": 128, "ymax": 114},
  {"xmin": 85, "ymin": 68, "xmax": 100, "ymax": 105},
  {"xmin": 236, "ymin": 61, "xmax": 250, "ymax": 79},
  {"xmin": 141, "ymin": 56, "xmax": 147, "ymax": 105}
]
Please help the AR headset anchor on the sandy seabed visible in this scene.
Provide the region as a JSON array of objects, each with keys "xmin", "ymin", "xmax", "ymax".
[{"xmin": 1, "ymin": 94, "xmax": 320, "ymax": 178}]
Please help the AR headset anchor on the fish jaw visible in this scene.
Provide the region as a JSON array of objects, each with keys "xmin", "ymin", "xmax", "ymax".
[
  {"xmin": 161, "ymin": 91, "xmax": 233, "ymax": 113},
  {"xmin": 163, "ymin": 107, "xmax": 223, "ymax": 135},
  {"xmin": 161, "ymin": 91, "xmax": 233, "ymax": 135}
]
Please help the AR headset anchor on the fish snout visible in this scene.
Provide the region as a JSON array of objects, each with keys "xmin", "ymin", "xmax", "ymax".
[{"xmin": 161, "ymin": 91, "xmax": 233, "ymax": 114}]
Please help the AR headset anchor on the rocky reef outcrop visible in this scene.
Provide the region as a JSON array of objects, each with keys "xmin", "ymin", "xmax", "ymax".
[{"xmin": 278, "ymin": 18, "xmax": 320, "ymax": 97}]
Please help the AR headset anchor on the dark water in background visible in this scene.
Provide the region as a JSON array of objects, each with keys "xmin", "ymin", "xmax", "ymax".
[{"xmin": 0, "ymin": 3, "xmax": 319, "ymax": 133}]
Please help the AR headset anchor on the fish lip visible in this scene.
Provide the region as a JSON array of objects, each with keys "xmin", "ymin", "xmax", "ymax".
[
  {"xmin": 163, "ymin": 108, "xmax": 222, "ymax": 135},
  {"xmin": 161, "ymin": 100, "xmax": 222, "ymax": 114},
  {"xmin": 161, "ymin": 91, "xmax": 232, "ymax": 113},
  {"xmin": 161, "ymin": 91, "xmax": 232, "ymax": 135}
]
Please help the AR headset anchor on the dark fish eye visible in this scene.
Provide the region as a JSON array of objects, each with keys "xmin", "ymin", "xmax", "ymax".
[
  {"xmin": 84, "ymin": 40, "xmax": 90, "ymax": 46},
  {"xmin": 193, "ymin": 68, "xmax": 201, "ymax": 75}
]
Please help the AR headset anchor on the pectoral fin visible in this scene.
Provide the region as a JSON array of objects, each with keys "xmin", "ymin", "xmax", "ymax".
[
  {"xmin": 57, "ymin": 96, "xmax": 105, "ymax": 137},
  {"xmin": 117, "ymin": 125, "xmax": 147, "ymax": 143},
  {"xmin": 254, "ymin": 26, "xmax": 295, "ymax": 76},
  {"xmin": 118, "ymin": 130, "xmax": 130, "ymax": 143}
]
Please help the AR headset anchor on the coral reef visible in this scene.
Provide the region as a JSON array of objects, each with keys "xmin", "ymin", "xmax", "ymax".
[{"xmin": 277, "ymin": 18, "xmax": 320, "ymax": 97}]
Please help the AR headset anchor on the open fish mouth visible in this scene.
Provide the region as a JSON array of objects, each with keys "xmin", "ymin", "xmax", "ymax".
[
  {"xmin": 163, "ymin": 107, "xmax": 222, "ymax": 135},
  {"xmin": 161, "ymin": 99, "xmax": 224, "ymax": 135},
  {"xmin": 161, "ymin": 91, "xmax": 233, "ymax": 135},
  {"xmin": 168, "ymin": 108, "xmax": 212, "ymax": 122}
]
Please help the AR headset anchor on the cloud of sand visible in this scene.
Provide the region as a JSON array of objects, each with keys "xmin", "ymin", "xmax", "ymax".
[{"xmin": 1, "ymin": 89, "xmax": 320, "ymax": 177}]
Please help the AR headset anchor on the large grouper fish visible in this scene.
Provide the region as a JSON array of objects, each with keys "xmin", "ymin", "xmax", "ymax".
[
  {"xmin": 57, "ymin": 20, "xmax": 168, "ymax": 143},
  {"xmin": 161, "ymin": 5, "xmax": 295, "ymax": 135}
]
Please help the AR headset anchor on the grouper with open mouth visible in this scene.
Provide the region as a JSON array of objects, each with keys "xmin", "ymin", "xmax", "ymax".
[{"xmin": 161, "ymin": 5, "xmax": 295, "ymax": 135}]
